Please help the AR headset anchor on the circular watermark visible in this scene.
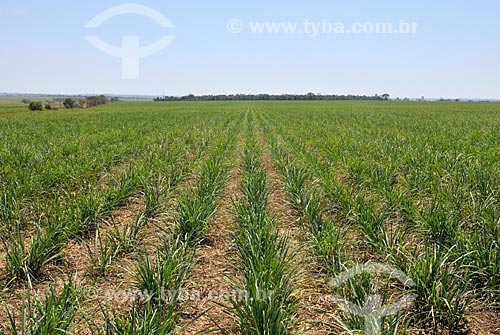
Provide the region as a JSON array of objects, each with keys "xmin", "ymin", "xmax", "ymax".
[
  {"xmin": 329, "ymin": 262, "xmax": 416, "ymax": 335},
  {"xmin": 84, "ymin": 3, "xmax": 175, "ymax": 80},
  {"xmin": 82, "ymin": 285, "xmax": 99, "ymax": 301},
  {"xmin": 227, "ymin": 19, "xmax": 244, "ymax": 34}
]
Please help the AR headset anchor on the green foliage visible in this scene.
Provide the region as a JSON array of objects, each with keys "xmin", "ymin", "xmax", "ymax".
[
  {"xmin": 401, "ymin": 247, "xmax": 474, "ymax": 332},
  {"xmin": 143, "ymin": 176, "xmax": 168, "ymax": 218},
  {"xmin": 132, "ymin": 238, "xmax": 191, "ymax": 307},
  {"xmin": 63, "ymin": 98, "xmax": 75, "ymax": 109},
  {"xmin": 102, "ymin": 302, "xmax": 177, "ymax": 335},
  {"xmin": 3, "ymin": 224, "xmax": 65, "ymax": 281},
  {"xmin": 175, "ymin": 150, "xmax": 229, "ymax": 245},
  {"xmin": 86, "ymin": 230, "xmax": 115, "ymax": 278},
  {"xmin": 3, "ymin": 279, "xmax": 81, "ymax": 334},
  {"xmin": 108, "ymin": 213, "xmax": 147, "ymax": 256},
  {"xmin": 28, "ymin": 101, "xmax": 43, "ymax": 111},
  {"xmin": 85, "ymin": 95, "xmax": 108, "ymax": 107}
]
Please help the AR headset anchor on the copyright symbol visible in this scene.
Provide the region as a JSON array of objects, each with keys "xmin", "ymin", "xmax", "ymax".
[
  {"xmin": 83, "ymin": 285, "xmax": 99, "ymax": 300},
  {"xmin": 227, "ymin": 19, "xmax": 243, "ymax": 34}
]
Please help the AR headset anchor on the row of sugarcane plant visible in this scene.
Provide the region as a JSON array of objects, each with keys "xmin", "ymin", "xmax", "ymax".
[
  {"xmin": 226, "ymin": 122, "xmax": 298, "ymax": 335},
  {"xmin": 0, "ymin": 115, "xmax": 240, "ymax": 334},
  {"xmin": 259, "ymin": 110, "xmax": 477, "ymax": 334}
]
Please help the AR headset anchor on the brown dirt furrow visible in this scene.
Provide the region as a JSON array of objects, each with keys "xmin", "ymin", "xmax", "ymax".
[
  {"xmin": 256, "ymin": 112, "xmax": 338, "ymax": 335},
  {"xmin": 182, "ymin": 133, "xmax": 246, "ymax": 335},
  {"xmin": 466, "ymin": 307, "xmax": 500, "ymax": 335}
]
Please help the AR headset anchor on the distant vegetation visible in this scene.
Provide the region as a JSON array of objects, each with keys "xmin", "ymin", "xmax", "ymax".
[
  {"xmin": 25, "ymin": 95, "xmax": 117, "ymax": 111},
  {"xmin": 28, "ymin": 101, "xmax": 43, "ymax": 111},
  {"xmin": 154, "ymin": 92, "xmax": 390, "ymax": 101}
]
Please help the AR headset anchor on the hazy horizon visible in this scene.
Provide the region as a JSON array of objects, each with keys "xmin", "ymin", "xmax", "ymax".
[{"xmin": 2, "ymin": 92, "xmax": 500, "ymax": 101}]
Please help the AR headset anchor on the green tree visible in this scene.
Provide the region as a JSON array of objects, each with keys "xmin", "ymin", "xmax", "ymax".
[
  {"xmin": 63, "ymin": 98, "xmax": 75, "ymax": 109},
  {"xmin": 28, "ymin": 101, "xmax": 43, "ymax": 111}
]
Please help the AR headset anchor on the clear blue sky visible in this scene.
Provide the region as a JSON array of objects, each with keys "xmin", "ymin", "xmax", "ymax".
[{"xmin": 1, "ymin": 0, "xmax": 499, "ymax": 98}]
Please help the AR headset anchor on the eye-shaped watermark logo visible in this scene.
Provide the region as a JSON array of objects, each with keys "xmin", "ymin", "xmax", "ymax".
[
  {"xmin": 330, "ymin": 263, "xmax": 416, "ymax": 335},
  {"xmin": 84, "ymin": 3, "xmax": 175, "ymax": 79}
]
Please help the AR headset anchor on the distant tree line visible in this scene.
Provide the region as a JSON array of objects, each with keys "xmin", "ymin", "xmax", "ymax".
[
  {"xmin": 154, "ymin": 93, "xmax": 391, "ymax": 102},
  {"xmin": 28, "ymin": 95, "xmax": 117, "ymax": 111}
]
